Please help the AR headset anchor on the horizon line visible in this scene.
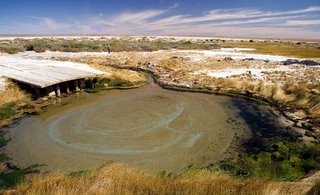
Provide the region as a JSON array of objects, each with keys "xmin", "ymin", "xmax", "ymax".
[{"xmin": 0, "ymin": 33, "xmax": 319, "ymax": 42}]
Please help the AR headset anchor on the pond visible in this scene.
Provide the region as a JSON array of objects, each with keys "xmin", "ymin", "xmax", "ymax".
[{"xmin": 1, "ymin": 84, "xmax": 291, "ymax": 173}]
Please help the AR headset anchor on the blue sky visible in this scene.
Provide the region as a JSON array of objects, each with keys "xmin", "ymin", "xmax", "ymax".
[{"xmin": 0, "ymin": 0, "xmax": 320, "ymax": 38}]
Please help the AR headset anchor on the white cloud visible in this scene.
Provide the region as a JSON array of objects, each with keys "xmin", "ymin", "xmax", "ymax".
[
  {"xmin": 203, "ymin": 15, "xmax": 306, "ymax": 26},
  {"xmin": 286, "ymin": 19, "xmax": 320, "ymax": 26},
  {"xmin": 2, "ymin": 5, "xmax": 320, "ymax": 39},
  {"xmin": 149, "ymin": 6, "xmax": 320, "ymax": 27},
  {"xmin": 150, "ymin": 8, "xmax": 263, "ymax": 26},
  {"xmin": 114, "ymin": 10, "xmax": 165, "ymax": 24}
]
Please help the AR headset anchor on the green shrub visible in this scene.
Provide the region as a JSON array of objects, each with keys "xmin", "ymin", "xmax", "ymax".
[
  {"xmin": 0, "ymin": 164, "xmax": 43, "ymax": 189},
  {"xmin": 85, "ymin": 77, "xmax": 136, "ymax": 93},
  {"xmin": 84, "ymin": 87, "xmax": 102, "ymax": 93},
  {"xmin": 182, "ymin": 40, "xmax": 192, "ymax": 45},
  {"xmin": 221, "ymin": 141, "xmax": 320, "ymax": 181},
  {"xmin": 0, "ymin": 45, "xmax": 24, "ymax": 54},
  {"xmin": 0, "ymin": 102, "xmax": 16, "ymax": 120},
  {"xmin": 1, "ymin": 38, "xmax": 219, "ymax": 54},
  {"xmin": 226, "ymin": 88, "xmax": 240, "ymax": 95},
  {"xmin": 109, "ymin": 78, "xmax": 133, "ymax": 87},
  {"xmin": 97, "ymin": 78, "xmax": 111, "ymax": 85},
  {"xmin": 97, "ymin": 77, "xmax": 133, "ymax": 87},
  {"xmin": 0, "ymin": 137, "xmax": 10, "ymax": 148}
]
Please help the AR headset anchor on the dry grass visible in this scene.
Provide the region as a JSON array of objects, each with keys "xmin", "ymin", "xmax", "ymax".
[
  {"xmin": 310, "ymin": 103, "xmax": 320, "ymax": 116},
  {"xmin": 0, "ymin": 82, "xmax": 29, "ymax": 107},
  {"xmin": 8, "ymin": 164, "xmax": 318, "ymax": 195},
  {"xmin": 0, "ymin": 81, "xmax": 32, "ymax": 126},
  {"xmin": 210, "ymin": 78, "xmax": 320, "ymax": 115},
  {"xmin": 55, "ymin": 56, "xmax": 148, "ymax": 83}
]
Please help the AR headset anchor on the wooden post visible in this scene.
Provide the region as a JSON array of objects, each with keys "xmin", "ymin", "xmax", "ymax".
[
  {"xmin": 44, "ymin": 87, "xmax": 49, "ymax": 96},
  {"xmin": 66, "ymin": 82, "xmax": 70, "ymax": 94},
  {"xmin": 87, "ymin": 79, "xmax": 92, "ymax": 88},
  {"xmin": 79, "ymin": 79, "xmax": 86, "ymax": 89},
  {"xmin": 74, "ymin": 80, "xmax": 80, "ymax": 91},
  {"xmin": 55, "ymin": 85, "xmax": 61, "ymax": 97},
  {"xmin": 87, "ymin": 79, "xmax": 95, "ymax": 88},
  {"xmin": 34, "ymin": 88, "xmax": 41, "ymax": 98}
]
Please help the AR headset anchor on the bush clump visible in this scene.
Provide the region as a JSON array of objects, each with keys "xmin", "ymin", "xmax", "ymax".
[
  {"xmin": 85, "ymin": 77, "xmax": 136, "ymax": 93},
  {"xmin": 0, "ymin": 45, "xmax": 24, "ymax": 54},
  {"xmin": 97, "ymin": 77, "xmax": 134, "ymax": 87},
  {"xmin": 221, "ymin": 141, "xmax": 320, "ymax": 181},
  {"xmin": 0, "ymin": 102, "xmax": 16, "ymax": 120},
  {"xmin": 0, "ymin": 164, "xmax": 43, "ymax": 189},
  {"xmin": 0, "ymin": 38, "xmax": 221, "ymax": 54}
]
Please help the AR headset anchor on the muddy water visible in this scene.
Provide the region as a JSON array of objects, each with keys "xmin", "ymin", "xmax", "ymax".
[{"xmin": 2, "ymin": 85, "xmax": 287, "ymax": 173}]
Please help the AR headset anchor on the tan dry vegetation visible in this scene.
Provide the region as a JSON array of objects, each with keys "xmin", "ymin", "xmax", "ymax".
[
  {"xmin": 208, "ymin": 77, "xmax": 320, "ymax": 119},
  {"xmin": 0, "ymin": 81, "xmax": 29, "ymax": 107},
  {"xmin": 56, "ymin": 56, "xmax": 147, "ymax": 83},
  {"xmin": 10, "ymin": 164, "xmax": 319, "ymax": 195},
  {"xmin": 0, "ymin": 80, "xmax": 37, "ymax": 128}
]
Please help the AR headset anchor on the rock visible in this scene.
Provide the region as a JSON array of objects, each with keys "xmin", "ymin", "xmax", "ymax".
[
  {"xmin": 16, "ymin": 103, "xmax": 28, "ymax": 109},
  {"xmin": 283, "ymin": 59, "xmax": 299, "ymax": 65},
  {"xmin": 285, "ymin": 126, "xmax": 292, "ymax": 130},
  {"xmin": 48, "ymin": 91, "xmax": 56, "ymax": 97},
  {"xmin": 310, "ymin": 127, "xmax": 318, "ymax": 132},
  {"xmin": 302, "ymin": 123, "xmax": 314, "ymax": 130},
  {"xmin": 311, "ymin": 89, "xmax": 320, "ymax": 95},
  {"xmin": 285, "ymin": 110, "xmax": 307, "ymax": 120},
  {"xmin": 243, "ymin": 58, "xmax": 255, "ymax": 61},
  {"xmin": 207, "ymin": 86, "xmax": 217, "ymax": 91},
  {"xmin": 296, "ymin": 121, "xmax": 303, "ymax": 128},
  {"xmin": 283, "ymin": 59, "xmax": 320, "ymax": 66},
  {"xmin": 144, "ymin": 62, "xmax": 155, "ymax": 68},
  {"xmin": 5, "ymin": 162, "xmax": 20, "ymax": 171},
  {"xmin": 300, "ymin": 60, "xmax": 320, "ymax": 66},
  {"xmin": 223, "ymin": 57, "xmax": 233, "ymax": 61},
  {"xmin": 305, "ymin": 131, "xmax": 313, "ymax": 137}
]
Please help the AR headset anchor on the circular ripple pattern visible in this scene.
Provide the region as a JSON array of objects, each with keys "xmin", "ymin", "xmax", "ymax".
[
  {"xmin": 3, "ymin": 85, "xmax": 251, "ymax": 172},
  {"xmin": 49, "ymin": 96, "xmax": 190, "ymax": 155}
]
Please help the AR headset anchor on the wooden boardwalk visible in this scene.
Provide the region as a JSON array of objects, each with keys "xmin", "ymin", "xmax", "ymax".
[{"xmin": 0, "ymin": 63, "xmax": 101, "ymax": 88}]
